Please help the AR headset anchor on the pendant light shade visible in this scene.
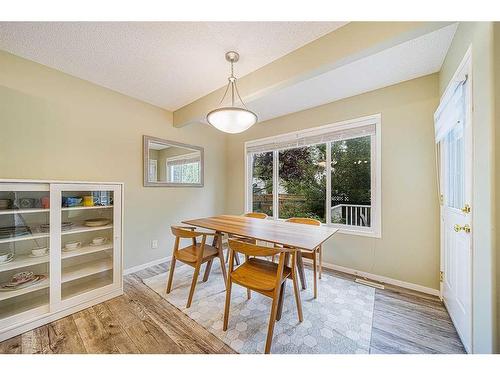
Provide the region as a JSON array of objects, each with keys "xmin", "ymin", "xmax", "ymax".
[
  {"xmin": 207, "ymin": 107, "xmax": 257, "ymax": 134},
  {"xmin": 206, "ymin": 51, "xmax": 258, "ymax": 133}
]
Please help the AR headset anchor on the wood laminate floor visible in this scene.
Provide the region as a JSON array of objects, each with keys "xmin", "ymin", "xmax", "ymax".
[{"xmin": 0, "ymin": 263, "xmax": 465, "ymax": 354}]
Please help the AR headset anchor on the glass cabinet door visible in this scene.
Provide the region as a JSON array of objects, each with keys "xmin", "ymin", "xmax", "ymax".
[
  {"xmin": 0, "ymin": 183, "xmax": 51, "ymax": 321},
  {"xmin": 52, "ymin": 184, "xmax": 121, "ymax": 303}
]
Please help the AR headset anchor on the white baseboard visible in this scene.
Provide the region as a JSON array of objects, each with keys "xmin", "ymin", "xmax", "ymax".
[
  {"xmin": 124, "ymin": 256, "xmax": 170, "ymax": 275},
  {"xmin": 126, "ymin": 255, "xmax": 440, "ymax": 297},
  {"xmin": 303, "ymin": 259, "xmax": 440, "ymax": 296}
]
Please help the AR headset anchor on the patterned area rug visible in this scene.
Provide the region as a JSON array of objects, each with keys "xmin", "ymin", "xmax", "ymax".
[{"xmin": 143, "ymin": 262, "xmax": 375, "ymax": 354}]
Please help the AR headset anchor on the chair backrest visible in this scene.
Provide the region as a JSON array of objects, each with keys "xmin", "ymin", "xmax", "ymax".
[
  {"xmin": 171, "ymin": 225, "xmax": 203, "ymax": 239},
  {"xmin": 243, "ymin": 212, "xmax": 268, "ymax": 219},
  {"xmin": 285, "ymin": 217, "xmax": 321, "ymax": 226},
  {"xmin": 228, "ymin": 239, "xmax": 290, "ymax": 257}
]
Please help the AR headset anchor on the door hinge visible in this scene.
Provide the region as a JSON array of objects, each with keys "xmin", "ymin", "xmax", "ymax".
[
  {"xmin": 440, "ymin": 271, "xmax": 444, "ymax": 282},
  {"xmin": 461, "ymin": 204, "xmax": 471, "ymax": 214},
  {"xmin": 440, "ymin": 194, "xmax": 444, "ymax": 205}
]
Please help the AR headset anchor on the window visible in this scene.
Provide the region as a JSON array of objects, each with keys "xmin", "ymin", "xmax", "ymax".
[
  {"xmin": 250, "ymin": 151, "xmax": 273, "ymax": 216},
  {"xmin": 279, "ymin": 145, "xmax": 326, "ymax": 222},
  {"xmin": 246, "ymin": 114, "xmax": 381, "ymax": 237},
  {"xmin": 331, "ymin": 136, "xmax": 371, "ymax": 227},
  {"xmin": 166, "ymin": 153, "xmax": 201, "ymax": 184}
]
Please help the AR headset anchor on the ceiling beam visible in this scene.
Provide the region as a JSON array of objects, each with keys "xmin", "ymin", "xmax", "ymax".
[{"xmin": 173, "ymin": 21, "xmax": 454, "ymax": 128}]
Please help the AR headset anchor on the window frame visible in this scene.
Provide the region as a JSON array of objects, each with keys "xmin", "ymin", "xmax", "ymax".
[{"xmin": 244, "ymin": 114, "xmax": 382, "ymax": 238}]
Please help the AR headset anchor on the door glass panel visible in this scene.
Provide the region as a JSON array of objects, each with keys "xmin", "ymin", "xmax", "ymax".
[
  {"xmin": 251, "ymin": 152, "xmax": 273, "ymax": 216},
  {"xmin": 60, "ymin": 190, "xmax": 114, "ymax": 300},
  {"xmin": 445, "ymin": 121, "xmax": 465, "ymax": 209},
  {"xmin": 0, "ymin": 189, "xmax": 50, "ymax": 319}
]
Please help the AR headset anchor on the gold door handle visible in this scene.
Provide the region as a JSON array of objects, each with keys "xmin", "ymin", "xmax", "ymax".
[
  {"xmin": 461, "ymin": 204, "xmax": 471, "ymax": 214},
  {"xmin": 454, "ymin": 224, "xmax": 471, "ymax": 233}
]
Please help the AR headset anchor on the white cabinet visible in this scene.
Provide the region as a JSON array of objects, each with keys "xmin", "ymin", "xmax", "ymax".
[{"xmin": 0, "ymin": 180, "xmax": 123, "ymax": 341}]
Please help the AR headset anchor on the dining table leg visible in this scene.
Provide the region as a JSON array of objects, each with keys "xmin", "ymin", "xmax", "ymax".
[
  {"xmin": 296, "ymin": 251, "xmax": 307, "ymax": 290},
  {"xmin": 215, "ymin": 231, "xmax": 227, "ymax": 286},
  {"xmin": 202, "ymin": 259, "xmax": 213, "ymax": 282}
]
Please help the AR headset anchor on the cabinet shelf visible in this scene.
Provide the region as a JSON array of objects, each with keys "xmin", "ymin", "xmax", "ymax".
[
  {"xmin": 0, "ymin": 208, "xmax": 49, "ymax": 216},
  {"xmin": 62, "ymin": 224, "xmax": 113, "ymax": 236},
  {"xmin": 0, "ymin": 296, "xmax": 48, "ymax": 321},
  {"xmin": 0, "ymin": 254, "xmax": 49, "ymax": 273},
  {"xmin": 62, "ymin": 272, "xmax": 113, "ymax": 301},
  {"xmin": 62, "ymin": 205, "xmax": 113, "ymax": 212},
  {"xmin": 0, "ymin": 231, "xmax": 49, "ymax": 245},
  {"xmin": 0, "ymin": 277, "xmax": 49, "ymax": 302},
  {"xmin": 0, "ymin": 206, "xmax": 113, "ymax": 215},
  {"xmin": 62, "ymin": 243, "xmax": 113, "ymax": 259},
  {"xmin": 62, "ymin": 257, "xmax": 113, "ymax": 283}
]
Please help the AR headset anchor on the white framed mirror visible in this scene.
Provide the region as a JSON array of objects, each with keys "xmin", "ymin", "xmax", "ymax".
[{"xmin": 143, "ymin": 135, "xmax": 204, "ymax": 187}]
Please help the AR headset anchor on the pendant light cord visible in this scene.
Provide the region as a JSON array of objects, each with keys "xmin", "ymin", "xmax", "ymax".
[
  {"xmin": 230, "ymin": 60, "xmax": 235, "ymax": 106},
  {"xmin": 216, "ymin": 57, "xmax": 248, "ymax": 109}
]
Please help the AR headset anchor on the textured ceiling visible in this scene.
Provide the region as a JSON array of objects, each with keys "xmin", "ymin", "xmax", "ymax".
[{"xmin": 0, "ymin": 22, "xmax": 346, "ymax": 110}]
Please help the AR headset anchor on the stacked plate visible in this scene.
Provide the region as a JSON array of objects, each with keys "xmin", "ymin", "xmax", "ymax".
[
  {"xmin": 0, "ymin": 225, "xmax": 31, "ymax": 239},
  {"xmin": 0, "ymin": 272, "xmax": 47, "ymax": 292},
  {"xmin": 62, "ymin": 222, "xmax": 74, "ymax": 231},
  {"xmin": 39, "ymin": 222, "xmax": 73, "ymax": 233}
]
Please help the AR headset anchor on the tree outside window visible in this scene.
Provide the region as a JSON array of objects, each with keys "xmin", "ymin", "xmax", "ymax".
[{"xmin": 278, "ymin": 145, "xmax": 326, "ymax": 222}]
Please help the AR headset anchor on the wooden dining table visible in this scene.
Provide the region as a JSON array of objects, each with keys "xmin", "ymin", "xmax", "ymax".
[{"xmin": 182, "ymin": 214, "xmax": 338, "ymax": 317}]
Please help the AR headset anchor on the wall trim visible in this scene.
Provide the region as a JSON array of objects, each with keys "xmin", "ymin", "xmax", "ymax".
[
  {"xmin": 124, "ymin": 256, "xmax": 170, "ymax": 275},
  {"xmin": 303, "ymin": 258, "xmax": 440, "ymax": 296},
  {"xmin": 127, "ymin": 255, "xmax": 440, "ymax": 297}
]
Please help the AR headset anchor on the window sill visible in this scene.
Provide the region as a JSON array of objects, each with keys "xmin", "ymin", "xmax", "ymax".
[
  {"xmin": 270, "ymin": 218, "xmax": 381, "ymax": 238},
  {"xmin": 327, "ymin": 224, "xmax": 381, "ymax": 239}
]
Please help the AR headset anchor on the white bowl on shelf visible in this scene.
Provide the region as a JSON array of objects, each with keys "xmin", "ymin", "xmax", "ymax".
[{"xmin": 31, "ymin": 247, "xmax": 48, "ymax": 257}]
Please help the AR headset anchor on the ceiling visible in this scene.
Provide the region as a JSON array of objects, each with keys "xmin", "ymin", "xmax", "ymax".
[
  {"xmin": 247, "ymin": 23, "xmax": 457, "ymax": 122},
  {"xmin": 0, "ymin": 22, "xmax": 346, "ymax": 110}
]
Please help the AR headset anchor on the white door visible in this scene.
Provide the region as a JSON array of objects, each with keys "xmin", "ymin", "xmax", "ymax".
[{"xmin": 436, "ymin": 50, "xmax": 472, "ymax": 353}]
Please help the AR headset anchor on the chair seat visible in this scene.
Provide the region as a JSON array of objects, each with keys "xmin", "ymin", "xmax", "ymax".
[
  {"xmin": 231, "ymin": 258, "xmax": 291, "ymax": 292},
  {"xmin": 176, "ymin": 243, "xmax": 219, "ymax": 263}
]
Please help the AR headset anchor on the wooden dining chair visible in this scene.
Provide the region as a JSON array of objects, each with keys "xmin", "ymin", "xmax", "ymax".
[
  {"xmin": 226, "ymin": 212, "xmax": 269, "ymax": 266},
  {"xmin": 228, "ymin": 212, "xmax": 268, "ymax": 244},
  {"xmin": 243, "ymin": 212, "xmax": 268, "ymax": 219},
  {"xmin": 223, "ymin": 239, "xmax": 303, "ymax": 354},
  {"xmin": 285, "ymin": 217, "xmax": 322, "ymax": 299},
  {"xmin": 166, "ymin": 225, "xmax": 227, "ymax": 308}
]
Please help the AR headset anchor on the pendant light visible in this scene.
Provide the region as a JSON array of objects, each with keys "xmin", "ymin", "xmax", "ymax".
[{"xmin": 206, "ymin": 51, "xmax": 258, "ymax": 134}]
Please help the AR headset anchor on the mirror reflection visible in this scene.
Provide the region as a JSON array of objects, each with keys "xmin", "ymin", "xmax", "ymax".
[{"xmin": 144, "ymin": 136, "xmax": 203, "ymax": 187}]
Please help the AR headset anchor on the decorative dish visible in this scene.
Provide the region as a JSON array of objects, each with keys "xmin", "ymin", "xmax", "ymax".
[
  {"xmin": 84, "ymin": 218, "xmax": 111, "ymax": 227},
  {"xmin": 0, "ymin": 274, "xmax": 47, "ymax": 291}
]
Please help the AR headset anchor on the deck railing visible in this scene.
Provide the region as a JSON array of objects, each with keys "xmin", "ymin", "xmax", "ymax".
[{"xmin": 331, "ymin": 204, "xmax": 371, "ymax": 227}]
